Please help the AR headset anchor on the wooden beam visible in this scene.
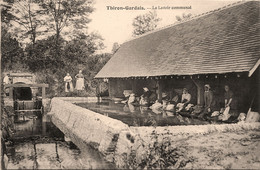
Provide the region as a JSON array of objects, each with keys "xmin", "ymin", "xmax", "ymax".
[
  {"xmin": 157, "ymin": 80, "xmax": 162, "ymax": 103},
  {"xmin": 42, "ymin": 87, "xmax": 46, "ymax": 99},
  {"xmin": 9, "ymin": 74, "xmax": 33, "ymax": 77},
  {"xmin": 5, "ymin": 83, "xmax": 49, "ymax": 88},
  {"xmin": 191, "ymin": 78, "xmax": 204, "ymax": 105},
  {"xmin": 9, "ymin": 86, "xmax": 13, "ymax": 100},
  {"xmin": 132, "ymin": 79, "xmax": 137, "ymax": 94},
  {"xmin": 249, "ymin": 58, "xmax": 260, "ymax": 77},
  {"xmin": 15, "ymin": 109, "xmax": 41, "ymax": 112}
]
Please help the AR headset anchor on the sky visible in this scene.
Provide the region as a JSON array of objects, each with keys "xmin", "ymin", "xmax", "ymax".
[{"xmin": 88, "ymin": 0, "xmax": 241, "ymax": 53}]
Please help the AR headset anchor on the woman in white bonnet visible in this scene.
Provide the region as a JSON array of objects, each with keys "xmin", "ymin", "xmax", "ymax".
[
  {"xmin": 75, "ymin": 70, "xmax": 85, "ymax": 91},
  {"xmin": 64, "ymin": 73, "xmax": 74, "ymax": 93},
  {"xmin": 199, "ymin": 84, "xmax": 216, "ymax": 118}
]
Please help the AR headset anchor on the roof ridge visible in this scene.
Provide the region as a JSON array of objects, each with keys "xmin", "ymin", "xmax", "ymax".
[{"xmin": 123, "ymin": 0, "xmax": 249, "ymax": 44}]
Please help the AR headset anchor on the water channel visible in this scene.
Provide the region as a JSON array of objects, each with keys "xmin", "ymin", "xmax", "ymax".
[{"xmin": 5, "ymin": 113, "xmax": 115, "ymax": 169}]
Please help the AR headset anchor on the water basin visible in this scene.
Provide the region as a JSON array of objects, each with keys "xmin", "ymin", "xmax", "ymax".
[{"xmin": 76, "ymin": 100, "xmax": 210, "ymax": 126}]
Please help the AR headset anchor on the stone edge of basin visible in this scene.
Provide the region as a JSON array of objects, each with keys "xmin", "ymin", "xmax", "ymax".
[
  {"xmin": 48, "ymin": 97, "xmax": 132, "ymax": 166},
  {"xmin": 47, "ymin": 97, "xmax": 260, "ymax": 168}
]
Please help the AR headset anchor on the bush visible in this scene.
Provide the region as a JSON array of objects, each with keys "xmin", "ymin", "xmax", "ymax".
[{"xmin": 126, "ymin": 131, "xmax": 195, "ymax": 169}]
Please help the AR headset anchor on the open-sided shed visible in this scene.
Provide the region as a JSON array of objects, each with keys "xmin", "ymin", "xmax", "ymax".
[{"xmin": 96, "ymin": 1, "xmax": 259, "ymax": 112}]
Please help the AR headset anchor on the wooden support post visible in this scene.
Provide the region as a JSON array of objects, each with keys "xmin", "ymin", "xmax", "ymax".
[
  {"xmin": 108, "ymin": 79, "xmax": 112, "ymax": 98},
  {"xmin": 9, "ymin": 86, "xmax": 13, "ymax": 100},
  {"xmin": 132, "ymin": 79, "xmax": 137, "ymax": 94},
  {"xmin": 191, "ymin": 79, "xmax": 204, "ymax": 105},
  {"xmin": 157, "ymin": 80, "xmax": 162, "ymax": 103},
  {"xmin": 42, "ymin": 87, "xmax": 46, "ymax": 99}
]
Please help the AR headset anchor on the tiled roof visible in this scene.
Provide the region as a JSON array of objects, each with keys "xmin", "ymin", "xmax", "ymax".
[{"xmin": 96, "ymin": 1, "xmax": 260, "ymax": 78}]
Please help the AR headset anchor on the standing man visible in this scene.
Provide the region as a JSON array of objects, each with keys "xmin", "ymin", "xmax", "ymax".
[
  {"xmin": 3, "ymin": 73, "xmax": 10, "ymax": 85},
  {"xmin": 3, "ymin": 73, "xmax": 10, "ymax": 96}
]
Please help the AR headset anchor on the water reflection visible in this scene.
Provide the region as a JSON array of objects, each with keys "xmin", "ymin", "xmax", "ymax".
[
  {"xmin": 6, "ymin": 113, "xmax": 115, "ymax": 169},
  {"xmin": 76, "ymin": 100, "xmax": 209, "ymax": 126},
  {"xmin": 7, "ymin": 141, "xmax": 113, "ymax": 169}
]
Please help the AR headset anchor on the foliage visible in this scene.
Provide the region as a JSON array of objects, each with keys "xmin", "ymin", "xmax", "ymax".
[
  {"xmin": 132, "ymin": 11, "xmax": 161, "ymax": 36},
  {"xmin": 1, "ymin": 0, "xmax": 15, "ymax": 24},
  {"xmin": 111, "ymin": 42, "xmax": 120, "ymax": 54},
  {"xmin": 176, "ymin": 13, "xmax": 192, "ymax": 22},
  {"xmin": 24, "ymin": 35, "xmax": 66, "ymax": 71},
  {"xmin": 22, "ymin": 33, "xmax": 110, "ymax": 97},
  {"xmin": 126, "ymin": 131, "xmax": 195, "ymax": 169},
  {"xmin": 38, "ymin": 0, "xmax": 94, "ymax": 42},
  {"xmin": 84, "ymin": 53, "xmax": 111, "ymax": 95},
  {"xmin": 2, "ymin": 0, "xmax": 110, "ymax": 98},
  {"xmin": 1, "ymin": 82, "xmax": 15, "ymax": 140},
  {"xmin": 8, "ymin": 0, "xmax": 47, "ymax": 45},
  {"xmin": 62, "ymin": 32, "xmax": 105, "ymax": 72},
  {"xmin": 1, "ymin": 25, "xmax": 25, "ymax": 70}
]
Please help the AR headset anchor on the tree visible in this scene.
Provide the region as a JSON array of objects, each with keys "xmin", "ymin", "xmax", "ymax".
[
  {"xmin": 85, "ymin": 53, "xmax": 111, "ymax": 95},
  {"xmin": 8, "ymin": 0, "xmax": 47, "ymax": 46},
  {"xmin": 62, "ymin": 32, "xmax": 104, "ymax": 72},
  {"xmin": 24, "ymin": 35, "xmax": 66, "ymax": 71},
  {"xmin": 132, "ymin": 11, "xmax": 161, "ymax": 36},
  {"xmin": 1, "ymin": 0, "xmax": 14, "ymax": 24},
  {"xmin": 175, "ymin": 13, "xmax": 192, "ymax": 22},
  {"xmin": 111, "ymin": 42, "xmax": 120, "ymax": 54},
  {"xmin": 38, "ymin": 0, "xmax": 94, "ymax": 57},
  {"xmin": 1, "ymin": 26, "xmax": 25, "ymax": 70}
]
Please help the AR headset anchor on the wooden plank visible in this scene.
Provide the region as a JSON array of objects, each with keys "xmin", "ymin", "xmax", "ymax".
[
  {"xmin": 9, "ymin": 86, "xmax": 13, "ymax": 99},
  {"xmin": 15, "ymin": 109, "xmax": 41, "ymax": 112},
  {"xmin": 5, "ymin": 83, "xmax": 49, "ymax": 88},
  {"xmin": 9, "ymin": 73, "xmax": 33, "ymax": 77},
  {"xmin": 157, "ymin": 80, "xmax": 162, "ymax": 103},
  {"xmin": 42, "ymin": 87, "xmax": 46, "ymax": 99},
  {"xmin": 249, "ymin": 58, "xmax": 260, "ymax": 77},
  {"xmin": 191, "ymin": 79, "xmax": 204, "ymax": 105}
]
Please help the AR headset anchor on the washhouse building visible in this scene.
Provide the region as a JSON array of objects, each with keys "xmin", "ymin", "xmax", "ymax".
[{"xmin": 96, "ymin": 1, "xmax": 259, "ymax": 113}]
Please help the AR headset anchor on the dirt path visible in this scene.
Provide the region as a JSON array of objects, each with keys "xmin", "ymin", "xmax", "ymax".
[{"xmin": 179, "ymin": 129, "xmax": 260, "ymax": 169}]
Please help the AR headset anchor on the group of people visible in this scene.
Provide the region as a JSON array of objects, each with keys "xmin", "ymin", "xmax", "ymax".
[
  {"xmin": 64, "ymin": 70, "xmax": 85, "ymax": 93},
  {"xmin": 121, "ymin": 87, "xmax": 157, "ymax": 106},
  {"xmin": 120, "ymin": 84, "xmax": 236, "ymax": 121},
  {"xmin": 198, "ymin": 84, "xmax": 235, "ymax": 120}
]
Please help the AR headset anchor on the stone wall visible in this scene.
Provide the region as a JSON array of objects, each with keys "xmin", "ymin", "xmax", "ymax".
[
  {"xmin": 48, "ymin": 97, "xmax": 260, "ymax": 168},
  {"xmin": 48, "ymin": 97, "xmax": 135, "ymax": 167}
]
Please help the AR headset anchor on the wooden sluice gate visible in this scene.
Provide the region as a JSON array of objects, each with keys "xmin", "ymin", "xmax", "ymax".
[
  {"xmin": 9, "ymin": 84, "xmax": 48, "ymax": 123},
  {"xmin": 14, "ymin": 100, "xmax": 42, "ymax": 112},
  {"xmin": 4, "ymin": 76, "xmax": 49, "ymax": 135}
]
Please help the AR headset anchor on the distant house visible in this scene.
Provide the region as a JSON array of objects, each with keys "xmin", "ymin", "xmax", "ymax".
[{"xmin": 96, "ymin": 1, "xmax": 259, "ymax": 112}]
